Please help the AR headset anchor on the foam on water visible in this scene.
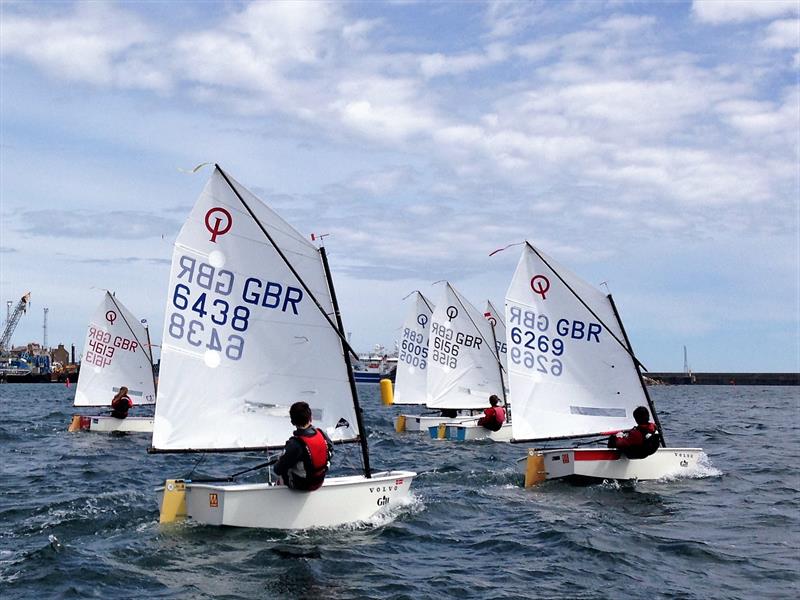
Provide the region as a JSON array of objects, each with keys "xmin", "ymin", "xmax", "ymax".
[{"xmin": 658, "ymin": 451, "xmax": 724, "ymax": 481}]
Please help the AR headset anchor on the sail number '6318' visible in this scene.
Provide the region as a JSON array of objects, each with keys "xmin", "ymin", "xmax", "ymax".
[{"xmin": 166, "ymin": 255, "xmax": 305, "ymax": 362}]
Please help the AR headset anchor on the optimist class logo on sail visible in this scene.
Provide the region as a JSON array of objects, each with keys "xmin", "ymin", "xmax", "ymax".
[{"xmin": 166, "ymin": 207, "xmax": 306, "ymax": 363}]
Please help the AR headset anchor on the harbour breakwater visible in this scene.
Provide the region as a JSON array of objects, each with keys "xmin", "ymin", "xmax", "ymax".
[{"xmin": 646, "ymin": 372, "xmax": 799, "ymax": 386}]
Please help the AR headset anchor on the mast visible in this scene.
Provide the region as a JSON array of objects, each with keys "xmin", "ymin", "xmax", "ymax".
[
  {"xmin": 144, "ymin": 322, "xmax": 158, "ymax": 400},
  {"xmin": 606, "ymin": 293, "xmax": 666, "ymax": 447},
  {"xmin": 485, "ymin": 300, "xmax": 508, "ymax": 415},
  {"xmin": 319, "ymin": 245, "xmax": 372, "ymax": 478},
  {"xmin": 487, "ymin": 320, "xmax": 508, "ymax": 414}
]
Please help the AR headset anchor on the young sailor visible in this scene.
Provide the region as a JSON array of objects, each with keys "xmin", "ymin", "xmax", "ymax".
[
  {"xmin": 608, "ymin": 405, "xmax": 661, "ymax": 459},
  {"xmin": 274, "ymin": 401, "xmax": 334, "ymax": 491},
  {"xmin": 110, "ymin": 386, "xmax": 132, "ymax": 419},
  {"xmin": 477, "ymin": 394, "xmax": 506, "ymax": 432}
]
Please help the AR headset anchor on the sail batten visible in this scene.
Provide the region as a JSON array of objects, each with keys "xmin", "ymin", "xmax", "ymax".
[
  {"xmin": 74, "ymin": 292, "xmax": 156, "ymax": 407},
  {"xmin": 152, "ymin": 167, "xmax": 359, "ymax": 452},
  {"xmin": 508, "ymin": 243, "xmax": 648, "ymax": 441}
]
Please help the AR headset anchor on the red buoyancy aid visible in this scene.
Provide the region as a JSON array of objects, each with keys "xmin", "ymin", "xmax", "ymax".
[
  {"xmin": 617, "ymin": 422, "xmax": 660, "ymax": 459},
  {"xmin": 480, "ymin": 406, "xmax": 505, "ymax": 431},
  {"xmin": 492, "ymin": 406, "xmax": 506, "ymax": 424},
  {"xmin": 110, "ymin": 395, "xmax": 132, "ymax": 418},
  {"xmin": 294, "ymin": 429, "xmax": 331, "ymax": 490}
]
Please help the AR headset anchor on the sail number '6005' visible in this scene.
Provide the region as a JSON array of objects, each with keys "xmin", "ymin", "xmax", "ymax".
[
  {"xmin": 400, "ymin": 328, "xmax": 428, "ymax": 369},
  {"xmin": 508, "ymin": 305, "xmax": 602, "ymax": 377},
  {"xmin": 166, "ymin": 255, "xmax": 304, "ymax": 361}
]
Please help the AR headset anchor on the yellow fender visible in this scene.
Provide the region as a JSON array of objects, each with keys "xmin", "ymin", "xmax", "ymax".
[
  {"xmin": 159, "ymin": 479, "xmax": 187, "ymax": 523},
  {"xmin": 380, "ymin": 378, "xmax": 394, "ymax": 406},
  {"xmin": 437, "ymin": 423, "xmax": 447, "ymax": 439},
  {"xmin": 395, "ymin": 414, "xmax": 406, "ymax": 432},
  {"xmin": 524, "ymin": 450, "xmax": 546, "ymax": 488}
]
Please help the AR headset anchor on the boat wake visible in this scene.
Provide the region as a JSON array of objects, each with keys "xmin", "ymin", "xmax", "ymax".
[{"xmin": 658, "ymin": 452, "xmax": 722, "ymax": 481}]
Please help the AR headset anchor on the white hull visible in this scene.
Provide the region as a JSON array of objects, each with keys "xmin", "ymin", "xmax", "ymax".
[
  {"xmin": 157, "ymin": 470, "xmax": 416, "ymax": 529},
  {"xmin": 518, "ymin": 447, "xmax": 703, "ymax": 485},
  {"xmin": 394, "ymin": 413, "xmax": 478, "ymax": 432},
  {"xmin": 429, "ymin": 421, "xmax": 512, "ymax": 441},
  {"xmin": 68, "ymin": 415, "xmax": 154, "ymax": 433}
]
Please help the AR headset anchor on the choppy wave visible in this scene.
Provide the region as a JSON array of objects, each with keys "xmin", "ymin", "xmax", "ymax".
[{"xmin": 0, "ymin": 383, "xmax": 798, "ymax": 599}]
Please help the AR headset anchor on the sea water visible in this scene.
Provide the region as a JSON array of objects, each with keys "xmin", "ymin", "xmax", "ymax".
[{"xmin": 0, "ymin": 383, "xmax": 797, "ymax": 599}]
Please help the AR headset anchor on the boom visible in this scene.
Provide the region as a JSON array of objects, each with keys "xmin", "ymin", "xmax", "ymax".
[{"xmin": 0, "ymin": 292, "xmax": 31, "ymax": 352}]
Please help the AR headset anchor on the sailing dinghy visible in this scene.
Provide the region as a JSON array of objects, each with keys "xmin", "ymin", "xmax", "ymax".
[
  {"xmin": 506, "ymin": 243, "xmax": 703, "ymax": 485},
  {"xmin": 152, "ymin": 165, "xmax": 415, "ymax": 529},
  {"xmin": 425, "ymin": 282, "xmax": 510, "ymax": 441},
  {"xmin": 388, "ymin": 291, "xmax": 445, "ymax": 432},
  {"xmin": 68, "ymin": 292, "xmax": 156, "ymax": 433}
]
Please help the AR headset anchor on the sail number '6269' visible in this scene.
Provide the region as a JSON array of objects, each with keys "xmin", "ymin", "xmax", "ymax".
[{"xmin": 508, "ymin": 306, "xmax": 603, "ymax": 377}]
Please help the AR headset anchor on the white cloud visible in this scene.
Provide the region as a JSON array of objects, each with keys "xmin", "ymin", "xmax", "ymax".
[
  {"xmin": 418, "ymin": 43, "xmax": 509, "ymax": 78},
  {"xmin": 692, "ymin": 0, "xmax": 798, "ymax": 24},
  {"xmin": 342, "ymin": 18, "xmax": 382, "ymax": 49},
  {"xmin": 763, "ymin": 18, "xmax": 799, "ymax": 48},
  {"xmin": 485, "ymin": 0, "xmax": 541, "ymax": 38},
  {"xmin": 598, "ymin": 14, "xmax": 657, "ymax": 33},
  {"xmin": 715, "ymin": 95, "xmax": 796, "ymax": 137},
  {"xmin": 0, "ymin": 2, "xmax": 163, "ymax": 89},
  {"xmin": 349, "ymin": 166, "xmax": 416, "ymax": 195},
  {"xmin": 1, "ymin": 1, "xmax": 797, "ymax": 369},
  {"xmin": 331, "ymin": 76, "xmax": 441, "ymax": 141}
]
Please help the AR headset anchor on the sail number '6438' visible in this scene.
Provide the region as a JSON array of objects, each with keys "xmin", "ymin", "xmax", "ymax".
[
  {"xmin": 165, "ymin": 255, "xmax": 308, "ymax": 363},
  {"xmin": 168, "ymin": 284, "xmax": 247, "ymax": 360}
]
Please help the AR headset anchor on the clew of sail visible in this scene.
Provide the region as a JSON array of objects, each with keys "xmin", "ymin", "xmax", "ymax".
[
  {"xmin": 151, "ymin": 167, "xmax": 358, "ymax": 452},
  {"xmin": 393, "ymin": 292, "xmax": 435, "ymax": 405},
  {"xmin": 507, "ymin": 243, "xmax": 648, "ymax": 441},
  {"xmin": 74, "ymin": 292, "xmax": 155, "ymax": 407},
  {"xmin": 426, "ymin": 283, "xmax": 504, "ymax": 410}
]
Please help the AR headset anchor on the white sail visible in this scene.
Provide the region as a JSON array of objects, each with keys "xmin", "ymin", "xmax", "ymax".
[
  {"xmin": 74, "ymin": 292, "xmax": 155, "ymax": 407},
  {"xmin": 393, "ymin": 292, "xmax": 434, "ymax": 405},
  {"xmin": 507, "ymin": 243, "xmax": 647, "ymax": 441},
  {"xmin": 426, "ymin": 283, "xmax": 504, "ymax": 410},
  {"xmin": 484, "ymin": 300, "xmax": 508, "ymax": 391},
  {"xmin": 152, "ymin": 167, "xmax": 359, "ymax": 451}
]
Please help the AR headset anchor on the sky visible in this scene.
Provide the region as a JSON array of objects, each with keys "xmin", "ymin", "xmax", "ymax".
[{"xmin": 0, "ymin": 0, "xmax": 798, "ymax": 373}]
